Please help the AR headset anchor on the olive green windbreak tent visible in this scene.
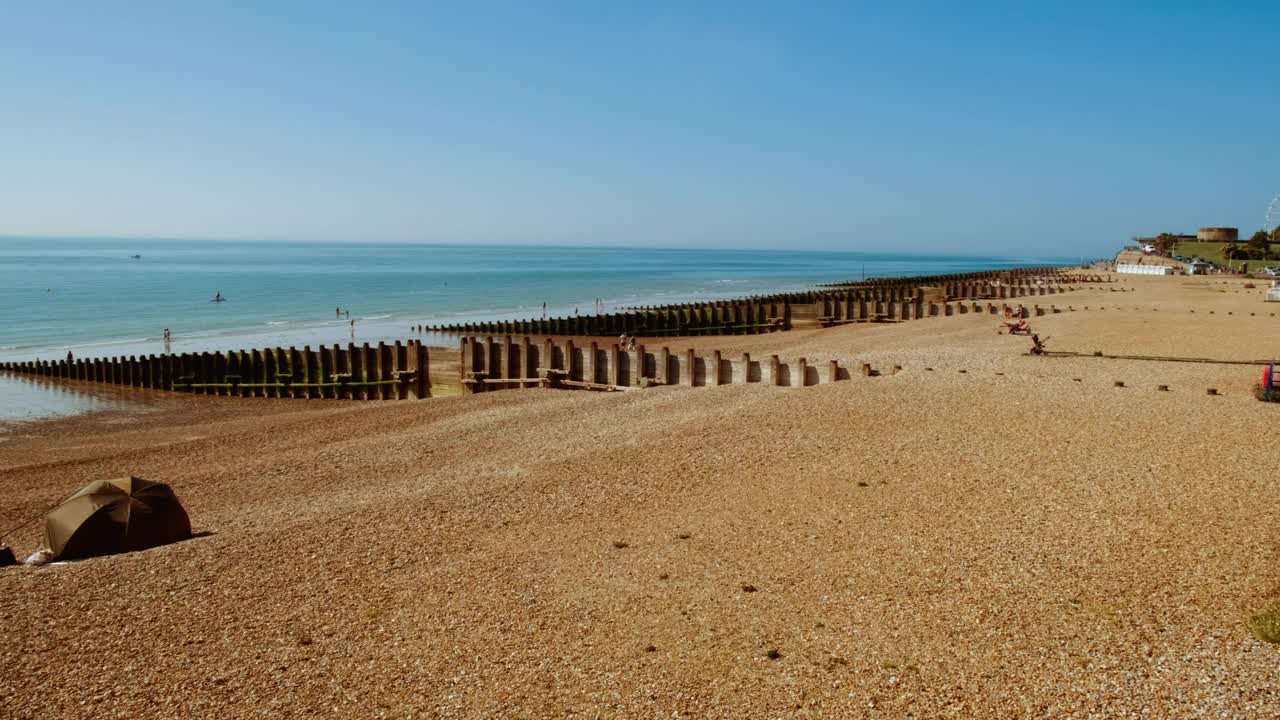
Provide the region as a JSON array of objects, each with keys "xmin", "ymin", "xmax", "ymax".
[{"xmin": 44, "ymin": 477, "xmax": 191, "ymax": 560}]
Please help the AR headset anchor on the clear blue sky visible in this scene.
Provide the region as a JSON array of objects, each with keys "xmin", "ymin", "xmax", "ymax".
[{"xmin": 2, "ymin": 2, "xmax": 1277, "ymax": 255}]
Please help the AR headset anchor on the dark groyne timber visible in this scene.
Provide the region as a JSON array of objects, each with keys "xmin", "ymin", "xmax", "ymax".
[
  {"xmin": 0, "ymin": 341, "xmax": 431, "ymax": 400},
  {"xmin": 422, "ymin": 267, "xmax": 1103, "ymax": 337}
]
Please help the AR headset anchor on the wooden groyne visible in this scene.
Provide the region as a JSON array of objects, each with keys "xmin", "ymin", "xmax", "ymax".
[
  {"xmin": 424, "ymin": 269, "xmax": 1103, "ymax": 339},
  {"xmin": 461, "ymin": 297, "xmax": 1086, "ymax": 393},
  {"xmin": 461, "ymin": 335, "xmax": 849, "ymax": 392},
  {"xmin": 430, "ymin": 299, "xmax": 788, "ymax": 339},
  {"xmin": 0, "ymin": 341, "xmax": 432, "ymax": 400},
  {"xmin": 812, "ymin": 282, "xmax": 1075, "ymax": 325},
  {"xmin": 818, "ymin": 267, "xmax": 1093, "ymax": 288}
]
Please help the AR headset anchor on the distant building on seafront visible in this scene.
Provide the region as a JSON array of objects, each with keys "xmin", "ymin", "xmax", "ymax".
[
  {"xmin": 1133, "ymin": 227, "xmax": 1238, "ymax": 246},
  {"xmin": 1195, "ymin": 227, "xmax": 1239, "ymax": 242}
]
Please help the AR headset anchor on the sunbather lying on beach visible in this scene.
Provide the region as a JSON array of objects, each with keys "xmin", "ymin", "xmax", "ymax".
[{"xmin": 1001, "ymin": 319, "xmax": 1031, "ymax": 335}]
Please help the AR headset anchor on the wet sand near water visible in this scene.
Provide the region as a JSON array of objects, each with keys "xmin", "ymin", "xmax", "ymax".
[{"xmin": 0, "ymin": 374, "xmax": 154, "ymax": 425}]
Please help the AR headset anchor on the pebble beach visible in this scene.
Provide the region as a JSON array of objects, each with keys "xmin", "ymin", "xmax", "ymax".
[{"xmin": 1, "ymin": 272, "xmax": 1278, "ymax": 718}]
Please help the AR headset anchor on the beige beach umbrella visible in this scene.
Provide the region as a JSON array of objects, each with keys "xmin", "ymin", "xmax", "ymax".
[{"xmin": 43, "ymin": 477, "xmax": 191, "ymax": 560}]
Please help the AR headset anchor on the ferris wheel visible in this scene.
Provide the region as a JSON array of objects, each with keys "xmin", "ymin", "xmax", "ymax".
[{"xmin": 1267, "ymin": 192, "xmax": 1280, "ymax": 234}]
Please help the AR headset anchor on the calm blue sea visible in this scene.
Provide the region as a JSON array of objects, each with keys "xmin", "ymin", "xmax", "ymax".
[{"xmin": 0, "ymin": 238, "xmax": 1077, "ymax": 364}]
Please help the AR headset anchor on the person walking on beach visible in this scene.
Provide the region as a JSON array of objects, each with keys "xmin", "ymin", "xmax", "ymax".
[
  {"xmin": 336, "ymin": 307, "xmax": 341, "ymax": 318},
  {"xmin": 350, "ymin": 318, "xmax": 356, "ymax": 339},
  {"xmin": 542, "ymin": 302, "xmax": 547, "ymax": 320},
  {"xmin": 163, "ymin": 328, "xmax": 171, "ymax": 354}
]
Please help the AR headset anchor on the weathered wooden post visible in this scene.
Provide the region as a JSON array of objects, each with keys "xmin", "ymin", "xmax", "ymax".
[
  {"xmin": 540, "ymin": 337, "xmax": 554, "ymax": 388},
  {"xmin": 502, "ymin": 335, "xmax": 513, "ymax": 387},
  {"xmin": 151, "ymin": 354, "xmax": 163, "ymax": 389},
  {"xmin": 281, "ymin": 346, "xmax": 300, "ymax": 399},
  {"xmin": 770, "ymin": 355, "xmax": 781, "ymax": 386},
  {"xmin": 226, "ymin": 350, "xmax": 240, "ymax": 397},
  {"xmin": 295, "ymin": 347, "xmax": 310, "ymax": 399},
  {"xmin": 160, "ymin": 353, "xmax": 173, "ymax": 392},
  {"xmin": 296, "ymin": 345, "xmax": 312, "ymax": 397},
  {"xmin": 415, "ymin": 341, "xmax": 430, "ymax": 398},
  {"xmin": 341, "ymin": 344, "xmax": 357, "ymax": 400},
  {"xmin": 519, "ymin": 336, "xmax": 531, "ymax": 388},
  {"xmin": 633, "ymin": 343, "xmax": 646, "ymax": 387},
  {"xmin": 173, "ymin": 354, "xmax": 189, "ymax": 391},
  {"xmin": 212, "ymin": 352, "xmax": 227, "ymax": 396},
  {"xmin": 333, "ymin": 344, "xmax": 349, "ymax": 399},
  {"xmin": 827, "ymin": 359, "xmax": 839, "ymax": 384},
  {"xmin": 458, "ymin": 337, "xmax": 472, "ymax": 394},
  {"xmin": 685, "ymin": 348, "xmax": 696, "ymax": 386},
  {"xmin": 370, "ymin": 342, "xmax": 384, "ymax": 400},
  {"xmin": 484, "ymin": 336, "xmax": 499, "ymax": 388},
  {"xmin": 275, "ymin": 348, "xmax": 291, "ymax": 399},
  {"xmin": 565, "ymin": 339, "xmax": 576, "ymax": 382},
  {"xmin": 250, "ymin": 349, "xmax": 265, "ymax": 397},
  {"xmin": 181, "ymin": 352, "xmax": 197, "ymax": 395},
  {"xmin": 586, "ymin": 341, "xmax": 598, "ymax": 385},
  {"xmin": 317, "ymin": 346, "xmax": 332, "ymax": 399},
  {"xmin": 609, "ymin": 343, "xmax": 621, "ymax": 387},
  {"xmin": 360, "ymin": 343, "xmax": 376, "ymax": 399},
  {"xmin": 711, "ymin": 350, "xmax": 722, "ymax": 386},
  {"xmin": 378, "ymin": 342, "xmax": 393, "ymax": 400}
]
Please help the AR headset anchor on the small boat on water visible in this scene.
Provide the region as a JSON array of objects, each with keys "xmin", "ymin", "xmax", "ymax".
[
  {"xmin": 130, "ymin": 254, "xmax": 142, "ymax": 259},
  {"xmin": 211, "ymin": 292, "xmax": 226, "ymax": 303}
]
